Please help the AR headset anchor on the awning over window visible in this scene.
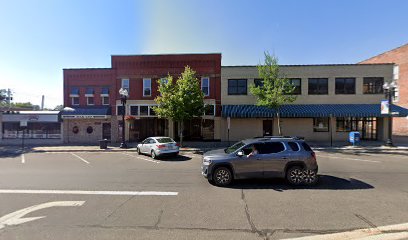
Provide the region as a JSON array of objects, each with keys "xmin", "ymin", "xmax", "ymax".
[
  {"xmin": 101, "ymin": 87, "xmax": 109, "ymax": 95},
  {"xmin": 61, "ymin": 107, "xmax": 111, "ymax": 119},
  {"xmin": 222, "ymin": 104, "xmax": 408, "ymax": 118}
]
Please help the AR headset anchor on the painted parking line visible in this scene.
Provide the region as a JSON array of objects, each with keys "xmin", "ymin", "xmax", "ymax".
[
  {"xmin": 21, "ymin": 153, "xmax": 25, "ymax": 164},
  {"xmin": 318, "ymin": 154, "xmax": 380, "ymax": 163},
  {"xmin": 121, "ymin": 152, "xmax": 160, "ymax": 164},
  {"xmin": 283, "ymin": 222, "xmax": 408, "ymax": 240},
  {"xmin": 0, "ymin": 189, "xmax": 178, "ymax": 196},
  {"xmin": 70, "ymin": 153, "xmax": 90, "ymax": 164}
]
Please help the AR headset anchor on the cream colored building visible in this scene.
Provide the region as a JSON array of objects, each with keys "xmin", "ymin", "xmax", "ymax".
[{"xmin": 220, "ymin": 64, "xmax": 408, "ymax": 143}]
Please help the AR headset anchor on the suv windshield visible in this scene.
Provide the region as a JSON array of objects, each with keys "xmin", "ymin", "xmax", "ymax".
[
  {"xmin": 156, "ymin": 137, "xmax": 174, "ymax": 143},
  {"xmin": 225, "ymin": 141, "xmax": 245, "ymax": 154}
]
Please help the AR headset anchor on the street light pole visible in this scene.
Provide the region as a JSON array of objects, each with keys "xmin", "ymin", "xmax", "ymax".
[
  {"xmin": 383, "ymin": 81, "xmax": 397, "ymax": 147},
  {"xmin": 119, "ymin": 88, "xmax": 128, "ymax": 149}
]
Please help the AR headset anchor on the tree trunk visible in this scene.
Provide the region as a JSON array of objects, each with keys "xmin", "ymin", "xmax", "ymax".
[
  {"xmin": 277, "ymin": 111, "xmax": 282, "ymax": 136},
  {"xmin": 178, "ymin": 120, "xmax": 184, "ymax": 147}
]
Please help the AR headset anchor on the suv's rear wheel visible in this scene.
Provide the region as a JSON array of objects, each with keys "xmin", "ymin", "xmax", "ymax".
[
  {"xmin": 213, "ymin": 167, "xmax": 232, "ymax": 187},
  {"xmin": 303, "ymin": 169, "xmax": 318, "ymax": 185},
  {"xmin": 286, "ymin": 166, "xmax": 304, "ymax": 185}
]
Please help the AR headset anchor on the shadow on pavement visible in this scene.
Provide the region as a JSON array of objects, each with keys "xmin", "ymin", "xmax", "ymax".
[
  {"xmin": 0, "ymin": 147, "xmax": 33, "ymax": 158},
  {"xmin": 225, "ymin": 175, "xmax": 374, "ymax": 191},
  {"xmin": 159, "ymin": 155, "xmax": 192, "ymax": 161}
]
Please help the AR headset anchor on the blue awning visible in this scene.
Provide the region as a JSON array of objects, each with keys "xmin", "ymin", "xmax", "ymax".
[
  {"xmin": 61, "ymin": 107, "xmax": 111, "ymax": 119},
  {"xmin": 222, "ymin": 104, "xmax": 408, "ymax": 118}
]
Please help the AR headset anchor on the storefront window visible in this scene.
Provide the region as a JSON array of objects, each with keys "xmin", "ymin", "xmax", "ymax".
[
  {"xmin": 2, "ymin": 122, "xmax": 61, "ymax": 139},
  {"xmin": 313, "ymin": 118, "xmax": 329, "ymax": 132}
]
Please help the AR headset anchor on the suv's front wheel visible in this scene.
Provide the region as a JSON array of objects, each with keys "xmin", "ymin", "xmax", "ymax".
[
  {"xmin": 286, "ymin": 166, "xmax": 304, "ymax": 186},
  {"xmin": 213, "ymin": 167, "xmax": 233, "ymax": 187}
]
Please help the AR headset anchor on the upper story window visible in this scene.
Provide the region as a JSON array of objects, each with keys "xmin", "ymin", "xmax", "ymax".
[
  {"xmin": 85, "ymin": 88, "xmax": 94, "ymax": 96},
  {"xmin": 143, "ymin": 78, "xmax": 151, "ymax": 96},
  {"xmin": 72, "ymin": 96, "xmax": 79, "ymax": 105},
  {"xmin": 228, "ymin": 79, "xmax": 247, "ymax": 95},
  {"xmin": 335, "ymin": 78, "xmax": 355, "ymax": 94},
  {"xmin": 204, "ymin": 104, "xmax": 215, "ymax": 116},
  {"xmin": 160, "ymin": 78, "xmax": 168, "ymax": 85},
  {"xmin": 288, "ymin": 78, "xmax": 301, "ymax": 95},
  {"xmin": 254, "ymin": 79, "xmax": 263, "ymax": 88},
  {"xmin": 201, "ymin": 77, "xmax": 210, "ymax": 96},
  {"xmin": 308, "ymin": 78, "xmax": 328, "ymax": 95},
  {"xmin": 101, "ymin": 87, "xmax": 109, "ymax": 95},
  {"xmin": 117, "ymin": 105, "xmax": 125, "ymax": 115},
  {"xmin": 121, "ymin": 79, "xmax": 130, "ymax": 93},
  {"xmin": 87, "ymin": 96, "xmax": 94, "ymax": 105},
  {"xmin": 363, "ymin": 77, "xmax": 384, "ymax": 94},
  {"xmin": 70, "ymin": 87, "xmax": 80, "ymax": 96},
  {"xmin": 102, "ymin": 96, "xmax": 109, "ymax": 105}
]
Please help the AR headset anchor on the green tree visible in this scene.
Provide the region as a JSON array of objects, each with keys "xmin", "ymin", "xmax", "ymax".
[
  {"xmin": 0, "ymin": 89, "xmax": 6, "ymax": 102},
  {"xmin": 153, "ymin": 66, "xmax": 205, "ymax": 146},
  {"xmin": 250, "ymin": 52, "xmax": 297, "ymax": 135}
]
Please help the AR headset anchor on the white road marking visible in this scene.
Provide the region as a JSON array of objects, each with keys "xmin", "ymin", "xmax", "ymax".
[
  {"xmin": 70, "ymin": 153, "xmax": 90, "ymax": 164},
  {"xmin": 21, "ymin": 154, "xmax": 25, "ymax": 164},
  {"xmin": 0, "ymin": 201, "xmax": 84, "ymax": 230},
  {"xmin": 283, "ymin": 222, "xmax": 408, "ymax": 240},
  {"xmin": 121, "ymin": 152, "xmax": 160, "ymax": 164},
  {"xmin": 318, "ymin": 154, "xmax": 380, "ymax": 163},
  {"xmin": 0, "ymin": 189, "xmax": 178, "ymax": 196}
]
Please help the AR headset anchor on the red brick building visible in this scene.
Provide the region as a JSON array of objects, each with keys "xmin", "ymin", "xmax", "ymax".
[
  {"xmin": 360, "ymin": 44, "xmax": 408, "ymax": 135},
  {"xmin": 62, "ymin": 54, "xmax": 222, "ymax": 143}
]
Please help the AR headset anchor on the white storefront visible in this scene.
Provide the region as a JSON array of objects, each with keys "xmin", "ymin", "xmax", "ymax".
[{"xmin": 0, "ymin": 111, "xmax": 62, "ymax": 145}]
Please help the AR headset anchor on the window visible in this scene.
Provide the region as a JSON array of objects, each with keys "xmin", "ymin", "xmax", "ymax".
[
  {"xmin": 335, "ymin": 78, "xmax": 355, "ymax": 94},
  {"xmin": 149, "ymin": 106, "xmax": 156, "ymax": 116},
  {"xmin": 87, "ymin": 96, "xmax": 94, "ymax": 105},
  {"xmin": 130, "ymin": 106, "xmax": 139, "ymax": 115},
  {"xmin": 204, "ymin": 104, "xmax": 215, "ymax": 116},
  {"xmin": 117, "ymin": 106, "xmax": 125, "ymax": 115},
  {"xmin": 102, "ymin": 96, "xmax": 109, "ymax": 105},
  {"xmin": 260, "ymin": 142, "xmax": 285, "ymax": 154},
  {"xmin": 121, "ymin": 79, "xmax": 130, "ymax": 92},
  {"xmin": 86, "ymin": 126, "xmax": 93, "ymax": 134},
  {"xmin": 313, "ymin": 118, "xmax": 329, "ymax": 132},
  {"xmin": 336, "ymin": 117, "xmax": 361, "ymax": 132},
  {"xmin": 70, "ymin": 87, "xmax": 80, "ymax": 96},
  {"xmin": 308, "ymin": 78, "xmax": 328, "ymax": 95},
  {"xmin": 254, "ymin": 79, "xmax": 263, "ymax": 88},
  {"xmin": 85, "ymin": 88, "xmax": 94, "ymax": 95},
  {"xmin": 101, "ymin": 87, "xmax": 109, "ymax": 95},
  {"xmin": 201, "ymin": 77, "xmax": 210, "ymax": 96},
  {"xmin": 140, "ymin": 106, "xmax": 148, "ymax": 116},
  {"xmin": 287, "ymin": 142, "xmax": 300, "ymax": 151},
  {"xmin": 363, "ymin": 77, "xmax": 384, "ymax": 94},
  {"xmin": 301, "ymin": 142, "xmax": 313, "ymax": 152},
  {"xmin": 228, "ymin": 79, "xmax": 247, "ymax": 95},
  {"xmin": 160, "ymin": 78, "xmax": 168, "ymax": 85},
  {"xmin": 72, "ymin": 97, "xmax": 79, "ymax": 105},
  {"xmin": 72, "ymin": 126, "xmax": 79, "ymax": 134},
  {"xmin": 143, "ymin": 78, "xmax": 151, "ymax": 96},
  {"xmin": 288, "ymin": 78, "xmax": 301, "ymax": 95}
]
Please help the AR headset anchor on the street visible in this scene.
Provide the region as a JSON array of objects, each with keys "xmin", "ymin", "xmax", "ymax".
[{"xmin": 0, "ymin": 148, "xmax": 408, "ymax": 240}]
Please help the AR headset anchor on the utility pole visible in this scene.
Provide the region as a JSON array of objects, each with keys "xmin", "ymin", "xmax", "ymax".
[
  {"xmin": 7, "ymin": 88, "xmax": 13, "ymax": 109},
  {"xmin": 41, "ymin": 95, "xmax": 45, "ymax": 110}
]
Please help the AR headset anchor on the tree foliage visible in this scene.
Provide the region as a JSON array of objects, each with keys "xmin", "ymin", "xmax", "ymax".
[
  {"xmin": 249, "ymin": 52, "xmax": 297, "ymax": 135},
  {"xmin": 153, "ymin": 66, "xmax": 205, "ymax": 145}
]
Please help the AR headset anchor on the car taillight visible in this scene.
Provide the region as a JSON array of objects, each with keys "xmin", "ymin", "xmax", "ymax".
[
  {"xmin": 311, "ymin": 152, "xmax": 316, "ymax": 161},
  {"xmin": 176, "ymin": 143, "xmax": 180, "ymax": 147},
  {"xmin": 157, "ymin": 145, "xmax": 166, "ymax": 149}
]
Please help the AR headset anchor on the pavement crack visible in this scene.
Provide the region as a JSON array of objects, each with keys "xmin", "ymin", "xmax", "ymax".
[
  {"xmin": 241, "ymin": 189, "xmax": 268, "ymax": 239},
  {"xmin": 153, "ymin": 210, "xmax": 163, "ymax": 230},
  {"xmin": 104, "ymin": 195, "xmax": 136, "ymax": 222},
  {"xmin": 354, "ymin": 213, "xmax": 377, "ymax": 229}
]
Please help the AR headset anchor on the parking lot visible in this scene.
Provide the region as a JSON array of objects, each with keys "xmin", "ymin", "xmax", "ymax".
[{"xmin": 0, "ymin": 148, "xmax": 408, "ymax": 240}]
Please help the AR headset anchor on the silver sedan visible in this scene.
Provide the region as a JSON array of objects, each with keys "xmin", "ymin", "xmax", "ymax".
[{"xmin": 137, "ymin": 137, "xmax": 180, "ymax": 159}]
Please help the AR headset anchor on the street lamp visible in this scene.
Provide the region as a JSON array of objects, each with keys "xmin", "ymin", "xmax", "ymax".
[
  {"xmin": 383, "ymin": 81, "xmax": 397, "ymax": 147},
  {"xmin": 119, "ymin": 88, "xmax": 129, "ymax": 148}
]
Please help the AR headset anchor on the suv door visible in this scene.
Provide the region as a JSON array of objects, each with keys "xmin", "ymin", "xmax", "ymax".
[
  {"xmin": 232, "ymin": 143, "xmax": 264, "ymax": 179},
  {"xmin": 261, "ymin": 142, "xmax": 288, "ymax": 178}
]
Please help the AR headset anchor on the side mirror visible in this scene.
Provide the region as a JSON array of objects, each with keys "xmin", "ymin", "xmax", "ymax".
[{"xmin": 237, "ymin": 151, "xmax": 244, "ymax": 157}]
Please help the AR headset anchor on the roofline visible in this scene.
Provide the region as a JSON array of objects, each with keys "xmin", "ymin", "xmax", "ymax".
[
  {"xmin": 359, "ymin": 42, "xmax": 408, "ymax": 63},
  {"xmin": 111, "ymin": 53, "xmax": 222, "ymax": 57},
  {"xmin": 222, "ymin": 63, "xmax": 395, "ymax": 67},
  {"xmin": 63, "ymin": 68, "xmax": 113, "ymax": 70}
]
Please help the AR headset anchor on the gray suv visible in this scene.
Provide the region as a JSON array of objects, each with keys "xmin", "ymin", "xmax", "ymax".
[{"xmin": 201, "ymin": 137, "xmax": 318, "ymax": 187}]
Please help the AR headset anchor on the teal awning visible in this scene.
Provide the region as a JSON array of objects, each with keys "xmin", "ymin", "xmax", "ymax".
[{"xmin": 222, "ymin": 104, "xmax": 408, "ymax": 118}]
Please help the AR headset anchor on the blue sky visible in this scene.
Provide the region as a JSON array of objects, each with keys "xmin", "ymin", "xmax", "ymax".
[{"xmin": 1, "ymin": 0, "xmax": 408, "ymax": 108}]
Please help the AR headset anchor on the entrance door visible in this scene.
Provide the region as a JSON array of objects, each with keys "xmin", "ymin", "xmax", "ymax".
[
  {"xmin": 102, "ymin": 123, "xmax": 111, "ymax": 140},
  {"xmin": 263, "ymin": 120, "xmax": 273, "ymax": 136},
  {"xmin": 361, "ymin": 118, "xmax": 377, "ymax": 140}
]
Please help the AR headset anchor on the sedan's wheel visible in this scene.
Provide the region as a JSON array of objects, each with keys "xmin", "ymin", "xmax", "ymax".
[
  {"xmin": 213, "ymin": 167, "xmax": 232, "ymax": 187},
  {"xmin": 287, "ymin": 166, "xmax": 304, "ymax": 185},
  {"xmin": 137, "ymin": 147, "xmax": 141, "ymax": 155},
  {"xmin": 151, "ymin": 150, "xmax": 157, "ymax": 159},
  {"xmin": 303, "ymin": 170, "xmax": 318, "ymax": 185}
]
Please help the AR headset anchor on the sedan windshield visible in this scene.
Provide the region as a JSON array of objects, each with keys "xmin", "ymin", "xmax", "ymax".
[
  {"xmin": 156, "ymin": 137, "xmax": 175, "ymax": 143},
  {"xmin": 225, "ymin": 141, "xmax": 245, "ymax": 154}
]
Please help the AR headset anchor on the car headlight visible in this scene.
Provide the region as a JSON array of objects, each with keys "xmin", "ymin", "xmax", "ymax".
[{"xmin": 203, "ymin": 158, "xmax": 212, "ymax": 164}]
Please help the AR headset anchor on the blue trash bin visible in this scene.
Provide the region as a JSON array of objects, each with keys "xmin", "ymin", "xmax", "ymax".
[{"xmin": 349, "ymin": 132, "xmax": 361, "ymax": 146}]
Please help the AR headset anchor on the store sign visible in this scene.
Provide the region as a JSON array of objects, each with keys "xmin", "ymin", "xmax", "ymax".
[
  {"xmin": 62, "ymin": 115, "xmax": 108, "ymax": 119},
  {"xmin": 3, "ymin": 114, "xmax": 58, "ymax": 122},
  {"xmin": 381, "ymin": 100, "xmax": 389, "ymax": 115}
]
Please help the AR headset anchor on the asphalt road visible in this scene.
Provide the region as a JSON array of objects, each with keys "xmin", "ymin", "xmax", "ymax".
[{"xmin": 0, "ymin": 148, "xmax": 408, "ymax": 240}]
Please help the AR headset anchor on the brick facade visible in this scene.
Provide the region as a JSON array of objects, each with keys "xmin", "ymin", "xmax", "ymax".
[{"xmin": 360, "ymin": 43, "xmax": 408, "ymax": 135}]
